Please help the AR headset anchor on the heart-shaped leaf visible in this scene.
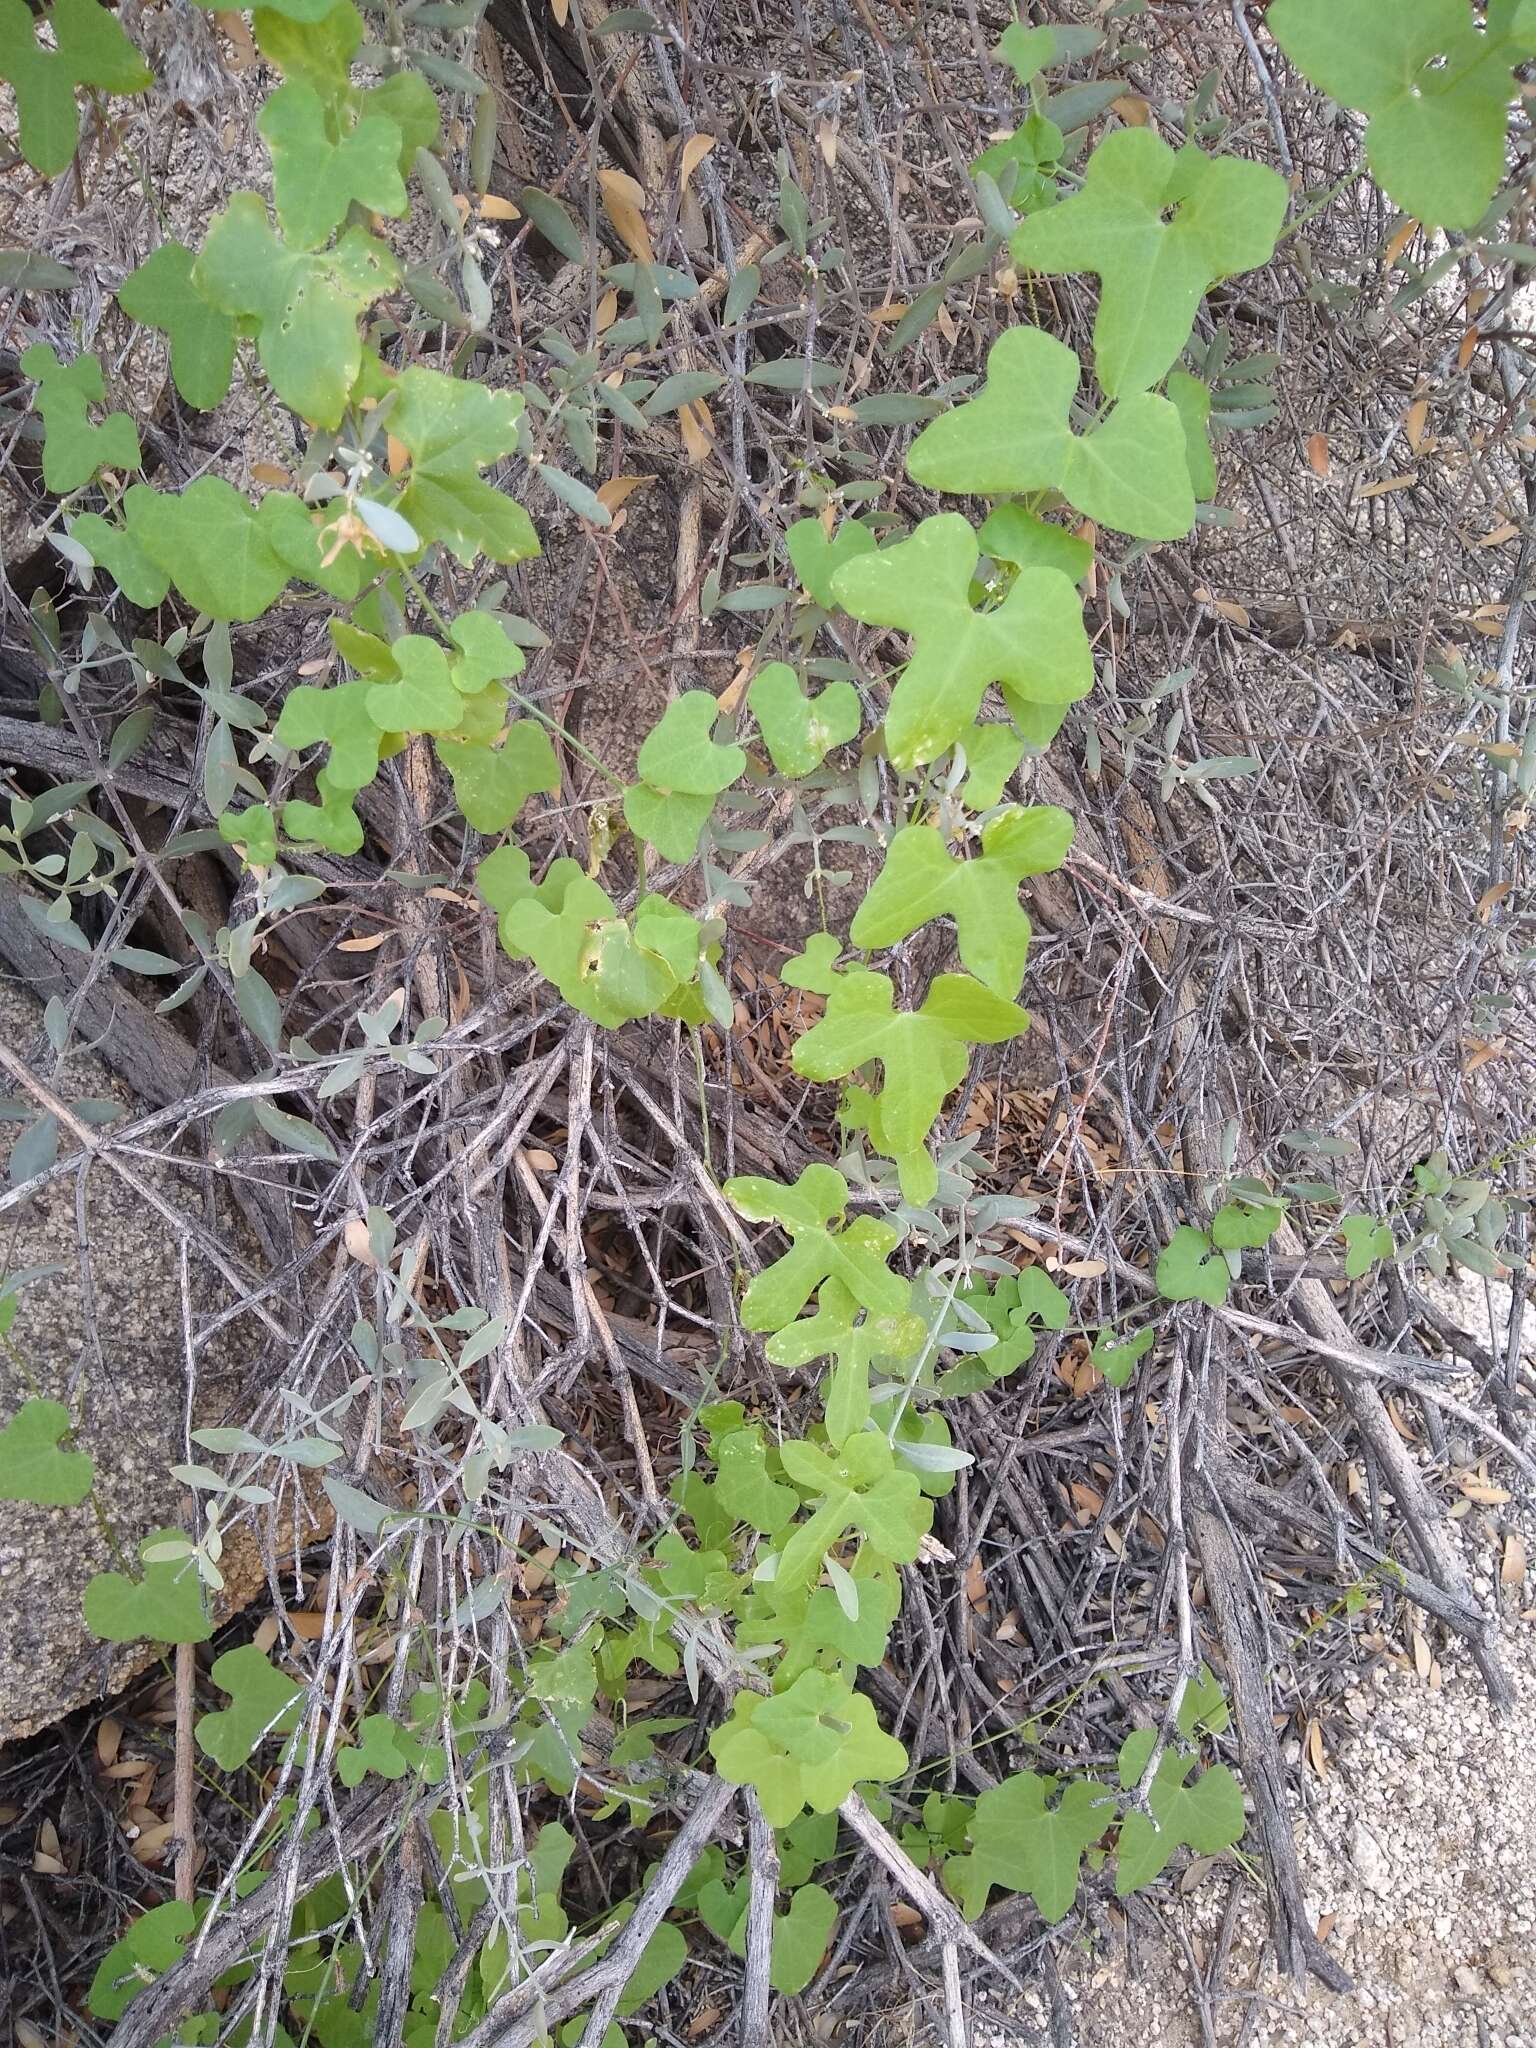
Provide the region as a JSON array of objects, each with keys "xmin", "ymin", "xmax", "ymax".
[
  {"xmin": 748, "ymin": 661, "xmax": 862, "ymax": 778},
  {"xmin": 1155, "ymin": 1225, "xmax": 1229, "ymax": 1307},
  {"xmin": 502, "ymin": 870, "xmax": 703, "ymax": 1027},
  {"xmin": 196, "ymin": 1643, "xmax": 304, "ymax": 1769},
  {"xmin": 831, "ymin": 512, "xmax": 1092, "ymax": 770},
  {"xmin": 84, "ymin": 1529, "xmax": 212, "ymax": 1644},
  {"xmin": 337, "ymin": 1711, "xmax": 446, "ymax": 1788},
  {"xmin": 1011, "ymin": 129, "xmax": 1287, "ymax": 395},
  {"xmin": 850, "ymin": 804, "xmax": 1074, "ymax": 997},
  {"xmin": 117, "ymin": 243, "xmax": 238, "ymax": 412},
  {"xmin": 437, "ymin": 718, "xmax": 559, "ymax": 833},
  {"xmin": 636, "ymin": 690, "xmax": 745, "ymax": 794},
  {"xmin": 276, "ymin": 678, "xmax": 388, "ymax": 794},
  {"xmin": 943, "ymin": 1266, "xmax": 1069, "ymax": 1394},
  {"xmin": 1270, "ymin": 0, "xmax": 1536, "ymax": 229},
  {"xmin": 195, "ymin": 194, "xmax": 400, "ymax": 428},
  {"xmin": 0, "ymin": 1397, "xmax": 93, "ymax": 1505},
  {"xmin": 785, "ymin": 515, "xmax": 878, "ymax": 607},
  {"xmin": 1210, "ymin": 1194, "xmax": 1284, "ymax": 1251},
  {"xmin": 907, "ymin": 328, "xmax": 1194, "ymax": 538},
  {"xmin": 1340, "ymin": 1213, "xmax": 1394, "ymax": 1279},
  {"xmin": 364, "ymin": 635, "xmax": 464, "ymax": 733}
]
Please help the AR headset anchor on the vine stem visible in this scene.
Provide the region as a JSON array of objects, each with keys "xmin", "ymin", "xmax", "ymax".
[{"xmin": 172, "ymin": 1640, "xmax": 197, "ymax": 1905}]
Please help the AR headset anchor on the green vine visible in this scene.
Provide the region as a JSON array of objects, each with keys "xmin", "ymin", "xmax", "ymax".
[{"xmin": 1, "ymin": 0, "xmax": 1531, "ymax": 2036}]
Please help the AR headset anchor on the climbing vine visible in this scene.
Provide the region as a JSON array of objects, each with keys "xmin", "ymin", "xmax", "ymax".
[{"xmin": 1, "ymin": 0, "xmax": 1531, "ymax": 2038}]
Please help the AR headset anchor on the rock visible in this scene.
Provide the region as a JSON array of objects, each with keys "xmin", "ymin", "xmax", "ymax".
[
  {"xmin": 1352, "ymin": 1821, "xmax": 1392, "ymax": 1898},
  {"xmin": 0, "ymin": 982, "xmax": 276, "ymax": 1741}
]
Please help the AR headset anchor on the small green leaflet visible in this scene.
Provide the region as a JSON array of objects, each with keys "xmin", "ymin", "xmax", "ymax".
[
  {"xmin": 974, "ymin": 112, "xmax": 1063, "ymax": 214},
  {"xmin": 70, "ymin": 507, "xmax": 170, "ymax": 608},
  {"xmin": 194, "ymin": 195, "xmax": 400, "ymax": 429},
  {"xmin": 1270, "ymin": 0, "xmax": 1536, "ymax": 230},
  {"xmin": 1155, "ymin": 1224, "xmax": 1229, "ymax": 1308},
  {"xmin": 195, "ymin": 1643, "xmax": 304, "ymax": 1769},
  {"xmin": 953, "ymin": 721, "xmax": 1028, "ymax": 809},
  {"xmin": 362, "ymin": 612, "xmax": 523, "ymax": 732},
  {"xmin": 703, "ymin": 1876, "xmax": 838, "ymax": 1995},
  {"xmin": 337, "ymin": 1711, "xmax": 447, "ymax": 1787},
  {"xmin": 0, "ymin": 0, "xmax": 152, "ymax": 177},
  {"xmin": 249, "ymin": 0, "xmax": 365, "ymax": 89},
  {"xmin": 388, "ymin": 365, "xmax": 538, "ymax": 566},
  {"xmin": 944, "ymin": 1770, "xmax": 1110, "ymax": 1922},
  {"xmin": 712, "ymin": 1424, "xmax": 797, "ymax": 1535},
  {"xmin": 1210, "ymin": 1194, "xmax": 1284, "ymax": 1251},
  {"xmin": 88, "ymin": 1899, "xmax": 196, "ymax": 2021},
  {"xmin": 907, "ymin": 328, "xmax": 1194, "ymax": 539},
  {"xmin": 765, "ymin": 1276, "xmax": 925, "ymax": 1447},
  {"xmin": 790, "ymin": 1558, "xmax": 902, "ymax": 1675},
  {"xmin": 624, "ymin": 690, "xmax": 745, "ymax": 861},
  {"xmin": 83, "ymin": 1528, "xmax": 212, "ymax": 1644},
  {"xmin": 708, "ymin": 1668, "xmax": 908, "ymax": 1827},
  {"xmin": 276, "ymin": 678, "xmax": 390, "ymax": 851},
  {"xmin": 1090, "ymin": 1324, "xmax": 1154, "ymax": 1387},
  {"xmin": 258, "ymin": 79, "xmax": 408, "ymax": 250},
  {"xmin": 438, "ymin": 719, "xmax": 559, "ymax": 833},
  {"xmin": 977, "ymin": 504, "xmax": 1093, "ymax": 583},
  {"xmin": 850, "ymin": 804, "xmax": 1074, "ymax": 998},
  {"xmin": 21, "ymin": 343, "xmax": 141, "ymax": 495},
  {"xmin": 1012, "ymin": 129, "xmax": 1287, "ymax": 396},
  {"xmin": 781, "ymin": 930, "xmax": 843, "ymax": 994},
  {"xmin": 724, "ymin": 1163, "xmax": 909, "ymax": 1330},
  {"xmin": 1177, "ymin": 1666, "xmax": 1231, "ymax": 1738},
  {"xmin": 792, "ymin": 968, "xmax": 1028, "ymax": 1200},
  {"xmin": 996, "ymin": 19, "xmax": 1056, "ymax": 85},
  {"xmin": 944, "ymin": 1265, "xmax": 1069, "ymax": 1393},
  {"xmin": 1114, "ymin": 1730, "xmax": 1245, "ymax": 1894},
  {"xmin": 477, "ymin": 843, "xmax": 582, "ymax": 946},
  {"xmin": 1340, "ymin": 1213, "xmax": 1393, "ymax": 1279},
  {"xmin": 831, "ymin": 512, "xmax": 1092, "ymax": 770},
  {"xmin": 0, "ymin": 1397, "xmax": 94, "ymax": 1505},
  {"xmin": 117, "ymin": 243, "xmax": 238, "ymax": 412},
  {"xmin": 1166, "ymin": 371, "xmax": 1217, "ymax": 502},
  {"xmin": 114, "ymin": 479, "xmax": 293, "ymax": 622},
  {"xmin": 501, "ymin": 869, "xmax": 705, "ymax": 1028},
  {"xmin": 748, "ymin": 661, "xmax": 862, "ymax": 778},
  {"xmin": 776, "ymin": 1432, "xmax": 933, "ymax": 1592},
  {"xmin": 785, "ymin": 514, "xmax": 878, "ymax": 607}
]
